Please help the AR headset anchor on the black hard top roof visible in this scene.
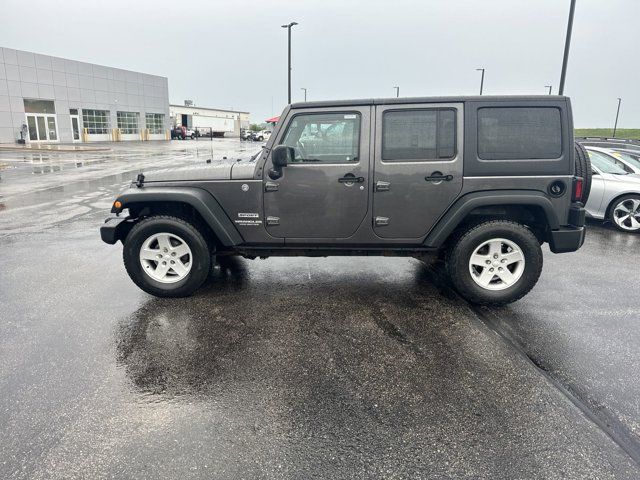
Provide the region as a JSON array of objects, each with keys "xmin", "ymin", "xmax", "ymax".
[{"xmin": 290, "ymin": 95, "xmax": 568, "ymax": 109}]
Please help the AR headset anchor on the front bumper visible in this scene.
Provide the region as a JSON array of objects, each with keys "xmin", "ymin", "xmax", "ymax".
[{"xmin": 100, "ymin": 217, "xmax": 128, "ymax": 245}]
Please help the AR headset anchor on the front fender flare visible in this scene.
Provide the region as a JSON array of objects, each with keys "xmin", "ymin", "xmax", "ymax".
[
  {"xmin": 113, "ymin": 187, "xmax": 243, "ymax": 246},
  {"xmin": 424, "ymin": 190, "xmax": 560, "ymax": 248}
]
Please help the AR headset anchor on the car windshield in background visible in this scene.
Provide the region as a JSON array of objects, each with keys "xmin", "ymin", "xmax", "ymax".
[{"xmin": 588, "ymin": 150, "xmax": 629, "ymax": 174}]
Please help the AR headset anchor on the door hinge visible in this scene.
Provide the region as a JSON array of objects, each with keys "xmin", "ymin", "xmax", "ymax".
[
  {"xmin": 375, "ymin": 181, "xmax": 390, "ymax": 192},
  {"xmin": 374, "ymin": 216, "xmax": 390, "ymax": 227},
  {"xmin": 266, "ymin": 216, "xmax": 280, "ymax": 226},
  {"xmin": 264, "ymin": 182, "xmax": 279, "ymax": 192}
]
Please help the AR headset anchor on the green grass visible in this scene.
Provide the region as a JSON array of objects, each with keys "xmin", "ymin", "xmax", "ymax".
[{"xmin": 575, "ymin": 129, "xmax": 640, "ymax": 140}]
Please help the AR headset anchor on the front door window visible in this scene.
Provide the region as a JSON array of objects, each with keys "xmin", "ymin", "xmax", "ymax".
[{"xmin": 280, "ymin": 113, "xmax": 361, "ymax": 163}]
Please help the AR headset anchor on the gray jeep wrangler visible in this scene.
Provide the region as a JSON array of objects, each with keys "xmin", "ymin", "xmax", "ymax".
[{"xmin": 101, "ymin": 96, "xmax": 589, "ymax": 305}]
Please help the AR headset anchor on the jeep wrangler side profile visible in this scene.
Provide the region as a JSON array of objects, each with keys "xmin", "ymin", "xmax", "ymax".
[{"xmin": 101, "ymin": 96, "xmax": 589, "ymax": 305}]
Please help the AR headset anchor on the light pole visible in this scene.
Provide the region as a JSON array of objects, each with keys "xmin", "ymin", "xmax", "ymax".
[
  {"xmin": 545, "ymin": 85, "xmax": 553, "ymax": 95},
  {"xmin": 281, "ymin": 22, "xmax": 298, "ymax": 104},
  {"xmin": 476, "ymin": 68, "xmax": 485, "ymax": 95},
  {"xmin": 301, "ymin": 87, "xmax": 307, "ymax": 101},
  {"xmin": 559, "ymin": 0, "xmax": 576, "ymax": 95},
  {"xmin": 613, "ymin": 98, "xmax": 622, "ymax": 138},
  {"xmin": 393, "ymin": 86, "xmax": 400, "ymax": 98}
]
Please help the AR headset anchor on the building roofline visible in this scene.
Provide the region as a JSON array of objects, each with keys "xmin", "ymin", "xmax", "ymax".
[
  {"xmin": 169, "ymin": 104, "xmax": 249, "ymax": 114},
  {"xmin": 1, "ymin": 46, "xmax": 168, "ymax": 79}
]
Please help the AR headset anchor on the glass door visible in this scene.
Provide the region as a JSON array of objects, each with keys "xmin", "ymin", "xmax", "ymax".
[
  {"xmin": 25, "ymin": 114, "xmax": 59, "ymax": 142},
  {"xmin": 70, "ymin": 116, "xmax": 80, "ymax": 141}
]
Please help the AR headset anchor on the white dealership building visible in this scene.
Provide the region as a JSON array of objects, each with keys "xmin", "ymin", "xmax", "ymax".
[
  {"xmin": 0, "ymin": 47, "xmax": 170, "ymax": 144},
  {"xmin": 170, "ymin": 103, "xmax": 250, "ymax": 138}
]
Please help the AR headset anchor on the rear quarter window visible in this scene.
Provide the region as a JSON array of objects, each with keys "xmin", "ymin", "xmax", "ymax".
[{"xmin": 477, "ymin": 107, "xmax": 562, "ymax": 160}]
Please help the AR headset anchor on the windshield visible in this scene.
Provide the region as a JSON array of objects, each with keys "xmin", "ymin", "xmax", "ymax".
[{"xmin": 588, "ymin": 150, "xmax": 628, "ymax": 174}]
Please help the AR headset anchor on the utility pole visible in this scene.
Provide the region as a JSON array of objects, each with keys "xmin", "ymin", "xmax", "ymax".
[
  {"xmin": 281, "ymin": 22, "xmax": 298, "ymax": 104},
  {"xmin": 393, "ymin": 86, "xmax": 400, "ymax": 98},
  {"xmin": 559, "ymin": 0, "xmax": 576, "ymax": 95},
  {"xmin": 476, "ymin": 68, "xmax": 485, "ymax": 95},
  {"xmin": 301, "ymin": 87, "xmax": 307, "ymax": 102},
  {"xmin": 613, "ymin": 98, "xmax": 622, "ymax": 138},
  {"xmin": 545, "ymin": 85, "xmax": 553, "ymax": 95}
]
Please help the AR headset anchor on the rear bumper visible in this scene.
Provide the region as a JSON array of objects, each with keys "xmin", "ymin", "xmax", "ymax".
[
  {"xmin": 100, "ymin": 217, "xmax": 128, "ymax": 245},
  {"xmin": 549, "ymin": 204, "xmax": 586, "ymax": 253}
]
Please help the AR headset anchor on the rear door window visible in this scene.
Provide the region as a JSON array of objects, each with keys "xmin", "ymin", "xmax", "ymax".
[
  {"xmin": 477, "ymin": 107, "xmax": 562, "ymax": 160},
  {"xmin": 382, "ymin": 109, "xmax": 456, "ymax": 161}
]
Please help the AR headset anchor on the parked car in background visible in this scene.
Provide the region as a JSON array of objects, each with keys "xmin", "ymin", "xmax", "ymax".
[
  {"xmin": 609, "ymin": 148, "xmax": 640, "ymax": 174},
  {"xmin": 585, "ymin": 148, "xmax": 640, "ymax": 232},
  {"xmin": 255, "ymin": 130, "xmax": 271, "ymax": 142},
  {"xmin": 171, "ymin": 125, "xmax": 186, "ymax": 140},
  {"xmin": 586, "ymin": 146, "xmax": 640, "ymax": 175},
  {"xmin": 171, "ymin": 126, "xmax": 195, "ymax": 140}
]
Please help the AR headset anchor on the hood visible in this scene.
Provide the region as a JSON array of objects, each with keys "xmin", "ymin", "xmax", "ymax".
[{"xmin": 141, "ymin": 152, "xmax": 261, "ymax": 183}]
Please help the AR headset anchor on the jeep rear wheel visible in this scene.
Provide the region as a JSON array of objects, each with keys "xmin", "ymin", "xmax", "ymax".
[
  {"xmin": 123, "ymin": 215, "xmax": 211, "ymax": 297},
  {"xmin": 446, "ymin": 220, "xmax": 543, "ymax": 305}
]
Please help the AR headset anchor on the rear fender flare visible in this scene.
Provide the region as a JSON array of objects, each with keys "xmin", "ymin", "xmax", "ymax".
[{"xmin": 424, "ymin": 190, "xmax": 560, "ymax": 248}]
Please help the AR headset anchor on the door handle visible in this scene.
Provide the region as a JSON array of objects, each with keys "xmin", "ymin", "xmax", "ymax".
[
  {"xmin": 425, "ymin": 172, "xmax": 453, "ymax": 182},
  {"xmin": 338, "ymin": 175, "xmax": 365, "ymax": 183}
]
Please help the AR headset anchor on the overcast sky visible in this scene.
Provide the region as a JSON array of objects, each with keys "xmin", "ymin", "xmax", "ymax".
[{"xmin": 1, "ymin": 0, "xmax": 637, "ymax": 127}]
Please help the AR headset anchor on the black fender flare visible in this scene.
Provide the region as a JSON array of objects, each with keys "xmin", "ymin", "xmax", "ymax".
[
  {"xmin": 113, "ymin": 187, "xmax": 243, "ymax": 246},
  {"xmin": 423, "ymin": 190, "xmax": 560, "ymax": 248}
]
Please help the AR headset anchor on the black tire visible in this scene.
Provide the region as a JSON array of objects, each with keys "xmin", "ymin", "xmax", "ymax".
[
  {"xmin": 574, "ymin": 142, "xmax": 592, "ymax": 203},
  {"xmin": 123, "ymin": 215, "xmax": 211, "ymax": 297},
  {"xmin": 608, "ymin": 194, "xmax": 640, "ymax": 233},
  {"xmin": 445, "ymin": 220, "xmax": 543, "ymax": 306}
]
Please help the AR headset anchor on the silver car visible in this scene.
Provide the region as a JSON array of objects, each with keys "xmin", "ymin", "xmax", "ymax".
[
  {"xmin": 585, "ymin": 148, "xmax": 640, "ymax": 232},
  {"xmin": 586, "ymin": 146, "xmax": 640, "ymax": 174}
]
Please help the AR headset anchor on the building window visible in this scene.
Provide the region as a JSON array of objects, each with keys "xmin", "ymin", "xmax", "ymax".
[
  {"xmin": 24, "ymin": 99, "xmax": 56, "ymax": 114},
  {"xmin": 382, "ymin": 109, "xmax": 456, "ymax": 161},
  {"xmin": 117, "ymin": 111, "xmax": 140, "ymax": 134},
  {"xmin": 145, "ymin": 113, "xmax": 165, "ymax": 134},
  {"xmin": 477, "ymin": 107, "xmax": 562, "ymax": 160},
  {"xmin": 82, "ymin": 109, "xmax": 110, "ymax": 134}
]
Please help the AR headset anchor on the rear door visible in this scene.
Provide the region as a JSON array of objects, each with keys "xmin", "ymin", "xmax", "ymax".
[
  {"xmin": 263, "ymin": 107, "xmax": 371, "ymax": 239},
  {"xmin": 372, "ymin": 103, "xmax": 464, "ymax": 238}
]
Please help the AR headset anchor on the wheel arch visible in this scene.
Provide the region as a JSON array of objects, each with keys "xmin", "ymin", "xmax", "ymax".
[
  {"xmin": 604, "ymin": 191, "xmax": 640, "ymax": 221},
  {"xmin": 424, "ymin": 191, "xmax": 561, "ymax": 248},
  {"xmin": 112, "ymin": 187, "xmax": 243, "ymax": 247}
]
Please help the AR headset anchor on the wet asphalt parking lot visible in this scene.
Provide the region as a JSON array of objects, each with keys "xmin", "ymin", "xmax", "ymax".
[{"xmin": 1, "ymin": 140, "xmax": 640, "ymax": 479}]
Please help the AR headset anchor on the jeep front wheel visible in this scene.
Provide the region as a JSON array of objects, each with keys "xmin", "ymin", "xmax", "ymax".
[
  {"xmin": 123, "ymin": 215, "xmax": 211, "ymax": 297},
  {"xmin": 445, "ymin": 220, "xmax": 543, "ymax": 305}
]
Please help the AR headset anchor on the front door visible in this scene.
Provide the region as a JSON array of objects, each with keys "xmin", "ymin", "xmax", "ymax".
[
  {"xmin": 263, "ymin": 108, "xmax": 371, "ymax": 239},
  {"xmin": 26, "ymin": 114, "xmax": 58, "ymax": 142},
  {"xmin": 372, "ymin": 103, "xmax": 464, "ymax": 238}
]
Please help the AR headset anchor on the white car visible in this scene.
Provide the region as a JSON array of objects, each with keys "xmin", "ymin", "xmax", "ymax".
[
  {"xmin": 586, "ymin": 146, "xmax": 640, "ymax": 174},
  {"xmin": 254, "ymin": 130, "xmax": 271, "ymax": 142},
  {"xmin": 585, "ymin": 148, "xmax": 640, "ymax": 232}
]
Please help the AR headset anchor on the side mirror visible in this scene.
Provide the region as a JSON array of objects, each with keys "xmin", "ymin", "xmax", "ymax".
[{"xmin": 269, "ymin": 145, "xmax": 293, "ymax": 179}]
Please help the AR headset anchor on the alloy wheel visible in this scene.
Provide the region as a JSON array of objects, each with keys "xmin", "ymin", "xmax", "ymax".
[
  {"xmin": 468, "ymin": 238, "xmax": 526, "ymax": 291},
  {"xmin": 613, "ymin": 198, "xmax": 640, "ymax": 231},
  {"xmin": 139, "ymin": 232, "xmax": 193, "ymax": 283}
]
